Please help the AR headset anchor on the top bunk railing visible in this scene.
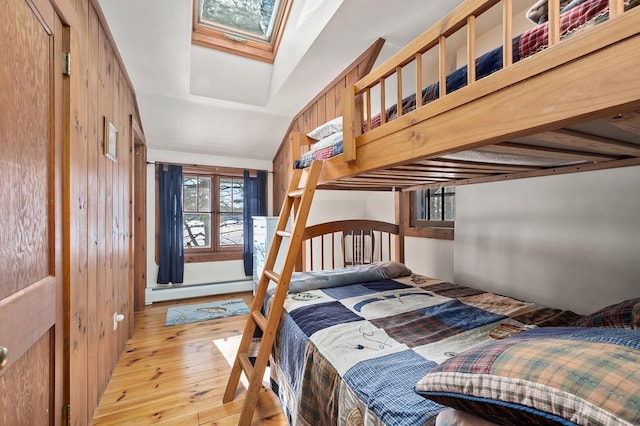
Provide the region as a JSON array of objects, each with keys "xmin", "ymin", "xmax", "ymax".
[{"xmin": 341, "ymin": 0, "xmax": 630, "ymax": 164}]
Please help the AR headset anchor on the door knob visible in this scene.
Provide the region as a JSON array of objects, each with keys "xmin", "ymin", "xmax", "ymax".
[{"xmin": 0, "ymin": 346, "xmax": 8, "ymax": 371}]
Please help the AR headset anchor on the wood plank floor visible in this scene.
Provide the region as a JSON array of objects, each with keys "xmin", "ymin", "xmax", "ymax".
[{"xmin": 91, "ymin": 291, "xmax": 288, "ymax": 425}]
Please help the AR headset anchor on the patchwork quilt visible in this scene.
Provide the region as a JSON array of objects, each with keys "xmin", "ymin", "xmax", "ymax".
[{"xmin": 266, "ymin": 274, "xmax": 580, "ymax": 425}]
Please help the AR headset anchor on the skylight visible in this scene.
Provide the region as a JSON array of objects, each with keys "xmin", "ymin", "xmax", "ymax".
[{"xmin": 192, "ymin": 0, "xmax": 293, "ymax": 63}]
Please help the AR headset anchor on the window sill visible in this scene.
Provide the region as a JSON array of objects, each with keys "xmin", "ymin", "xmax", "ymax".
[
  {"xmin": 405, "ymin": 226, "xmax": 454, "ymax": 240},
  {"xmin": 184, "ymin": 251, "xmax": 243, "ymax": 263}
]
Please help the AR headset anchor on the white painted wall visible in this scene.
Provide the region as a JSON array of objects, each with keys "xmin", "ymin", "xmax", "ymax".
[
  {"xmin": 406, "ymin": 238, "xmax": 455, "ymax": 282},
  {"xmin": 307, "ymin": 190, "xmax": 370, "ymax": 225},
  {"xmin": 454, "ymin": 166, "xmax": 640, "ymax": 314},
  {"xmin": 146, "ymin": 148, "xmax": 272, "ymax": 288}
]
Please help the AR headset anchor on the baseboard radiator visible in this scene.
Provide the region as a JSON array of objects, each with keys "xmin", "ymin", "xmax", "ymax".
[{"xmin": 145, "ymin": 279, "xmax": 253, "ymax": 305}]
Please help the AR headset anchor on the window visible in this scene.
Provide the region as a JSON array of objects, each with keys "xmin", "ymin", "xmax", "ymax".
[
  {"xmin": 181, "ymin": 168, "xmax": 244, "ymax": 261},
  {"xmin": 413, "ymin": 187, "xmax": 455, "ymax": 227},
  {"xmin": 183, "ymin": 174, "xmax": 244, "ymax": 248},
  {"xmin": 156, "ymin": 164, "xmax": 259, "ymax": 263},
  {"xmin": 400, "ymin": 188, "xmax": 455, "ymax": 240},
  {"xmin": 192, "ymin": 0, "xmax": 294, "ymax": 63}
]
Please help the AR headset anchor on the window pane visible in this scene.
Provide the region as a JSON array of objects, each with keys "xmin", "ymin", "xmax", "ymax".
[
  {"xmin": 415, "ymin": 189, "xmax": 428, "ymax": 220},
  {"xmin": 444, "ymin": 195, "xmax": 455, "ymax": 220},
  {"xmin": 233, "ymin": 179, "xmax": 244, "ymax": 213},
  {"xmin": 220, "ymin": 178, "xmax": 244, "ymax": 213},
  {"xmin": 220, "ymin": 178, "xmax": 232, "ymax": 212},
  {"xmin": 198, "ymin": 177, "xmax": 211, "ymax": 211},
  {"xmin": 220, "ymin": 213, "xmax": 243, "ymax": 246},
  {"xmin": 200, "ymin": 0, "xmax": 282, "ymax": 41},
  {"xmin": 183, "ymin": 176, "xmax": 198, "ymax": 211},
  {"xmin": 444, "ymin": 187, "xmax": 455, "ymax": 221},
  {"xmin": 430, "ymin": 192, "xmax": 442, "ymax": 220},
  {"xmin": 183, "ymin": 213, "xmax": 211, "ymax": 248}
]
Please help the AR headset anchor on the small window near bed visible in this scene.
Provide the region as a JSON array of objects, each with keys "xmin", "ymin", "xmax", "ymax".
[
  {"xmin": 414, "ymin": 188, "xmax": 455, "ymax": 225},
  {"xmin": 402, "ymin": 188, "xmax": 455, "ymax": 240}
]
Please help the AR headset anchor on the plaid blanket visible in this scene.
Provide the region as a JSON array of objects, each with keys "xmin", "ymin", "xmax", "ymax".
[
  {"xmin": 416, "ymin": 327, "xmax": 640, "ymax": 425},
  {"xmin": 267, "ymin": 275, "xmax": 580, "ymax": 425}
]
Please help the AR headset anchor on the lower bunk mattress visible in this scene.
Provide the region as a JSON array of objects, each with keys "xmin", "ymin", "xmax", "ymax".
[{"xmin": 265, "ymin": 272, "xmax": 581, "ymax": 425}]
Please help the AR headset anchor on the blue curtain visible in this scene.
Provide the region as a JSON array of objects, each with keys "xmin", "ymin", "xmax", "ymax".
[
  {"xmin": 243, "ymin": 170, "xmax": 267, "ymax": 276},
  {"xmin": 157, "ymin": 164, "xmax": 184, "ymax": 284}
]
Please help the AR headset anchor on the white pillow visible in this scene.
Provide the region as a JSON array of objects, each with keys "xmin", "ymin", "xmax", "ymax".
[{"xmin": 307, "ymin": 116, "xmax": 342, "ymax": 140}]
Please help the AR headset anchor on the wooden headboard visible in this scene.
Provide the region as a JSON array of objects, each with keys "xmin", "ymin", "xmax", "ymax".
[
  {"xmin": 300, "ymin": 219, "xmax": 404, "ymax": 272},
  {"xmin": 272, "ymin": 38, "xmax": 385, "ymax": 214}
]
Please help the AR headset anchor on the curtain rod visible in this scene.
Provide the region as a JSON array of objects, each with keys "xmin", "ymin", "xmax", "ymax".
[{"xmin": 146, "ymin": 161, "xmax": 273, "ymax": 174}]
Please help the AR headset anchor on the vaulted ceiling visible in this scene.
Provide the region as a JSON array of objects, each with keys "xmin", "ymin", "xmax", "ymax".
[{"xmin": 98, "ymin": 0, "xmax": 469, "ymax": 160}]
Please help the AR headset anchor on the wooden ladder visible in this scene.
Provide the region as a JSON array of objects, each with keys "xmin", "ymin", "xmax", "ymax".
[{"xmin": 223, "ymin": 160, "xmax": 322, "ymax": 425}]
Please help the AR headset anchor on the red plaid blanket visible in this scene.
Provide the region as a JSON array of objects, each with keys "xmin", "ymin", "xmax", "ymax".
[{"xmin": 519, "ymin": 0, "xmax": 610, "ymax": 58}]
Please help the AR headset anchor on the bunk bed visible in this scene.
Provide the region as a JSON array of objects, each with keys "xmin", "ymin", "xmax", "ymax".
[
  {"xmin": 262, "ymin": 0, "xmax": 640, "ymax": 424},
  {"xmin": 225, "ymin": 0, "xmax": 640, "ymax": 424},
  {"xmin": 291, "ymin": 0, "xmax": 640, "ymax": 192}
]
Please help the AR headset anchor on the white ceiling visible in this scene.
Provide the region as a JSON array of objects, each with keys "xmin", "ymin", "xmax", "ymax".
[{"xmin": 98, "ymin": 0, "xmax": 469, "ymax": 161}]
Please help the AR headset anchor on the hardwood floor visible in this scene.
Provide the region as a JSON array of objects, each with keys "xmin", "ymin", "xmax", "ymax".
[{"xmin": 91, "ymin": 291, "xmax": 288, "ymax": 425}]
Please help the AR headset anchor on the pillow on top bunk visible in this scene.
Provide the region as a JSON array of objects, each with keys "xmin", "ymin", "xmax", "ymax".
[
  {"xmin": 526, "ymin": 0, "xmax": 583, "ymax": 24},
  {"xmin": 571, "ymin": 298, "xmax": 640, "ymax": 329},
  {"xmin": 416, "ymin": 327, "xmax": 640, "ymax": 426},
  {"xmin": 307, "ymin": 116, "xmax": 342, "ymax": 140},
  {"xmin": 288, "ymin": 261, "xmax": 412, "ymax": 293}
]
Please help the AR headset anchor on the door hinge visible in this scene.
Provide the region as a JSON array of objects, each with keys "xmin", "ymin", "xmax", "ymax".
[
  {"xmin": 63, "ymin": 403, "xmax": 71, "ymax": 426},
  {"xmin": 62, "ymin": 52, "xmax": 71, "ymax": 76}
]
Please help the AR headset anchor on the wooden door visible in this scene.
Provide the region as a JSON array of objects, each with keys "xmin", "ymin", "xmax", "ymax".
[
  {"xmin": 0, "ymin": 0, "xmax": 64, "ymax": 424},
  {"xmin": 133, "ymin": 122, "xmax": 147, "ymax": 313}
]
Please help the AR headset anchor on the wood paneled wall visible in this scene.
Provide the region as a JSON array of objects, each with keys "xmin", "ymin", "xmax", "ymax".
[
  {"xmin": 271, "ymin": 39, "xmax": 385, "ymax": 213},
  {"xmin": 63, "ymin": 0, "xmax": 144, "ymax": 424}
]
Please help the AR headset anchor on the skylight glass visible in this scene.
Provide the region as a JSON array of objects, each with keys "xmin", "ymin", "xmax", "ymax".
[
  {"xmin": 192, "ymin": 0, "xmax": 292, "ymax": 62},
  {"xmin": 199, "ymin": 0, "xmax": 283, "ymax": 43}
]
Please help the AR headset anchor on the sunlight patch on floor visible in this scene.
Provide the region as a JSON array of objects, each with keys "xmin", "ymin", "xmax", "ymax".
[{"xmin": 212, "ymin": 334, "xmax": 271, "ymax": 388}]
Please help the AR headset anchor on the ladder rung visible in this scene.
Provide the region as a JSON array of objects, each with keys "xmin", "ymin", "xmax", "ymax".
[
  {"xmin": 239, "ymin": 354, "xmax": 254, "ymax": 378},
  {"xmin": 264, "ymin": 269, "xmax": 280, "ymax": 283},
  {"xmin": 288, "ymin": 188, "xmax": 304, "ymax": 198},
  {"xmin": 276, "ymin": 230, "xmax": 292, "ymax": 238},
  {"xmin": 251, "ymin": 311, "xmax": 267, "ymax": 332}
]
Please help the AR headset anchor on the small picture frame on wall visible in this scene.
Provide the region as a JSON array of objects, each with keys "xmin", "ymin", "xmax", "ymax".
[{"xmin": 104, "ymin": 117, "xmax": 117, "ymax": 161}]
